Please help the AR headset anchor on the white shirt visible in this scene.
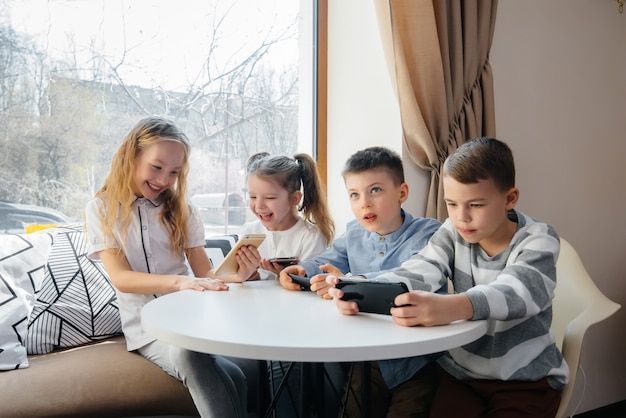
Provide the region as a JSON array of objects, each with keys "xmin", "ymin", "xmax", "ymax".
[
  {"xmin": 241, "ymin": 217, "xmax": 327, "ymax": 280},
  {"xmin": 85, "ymin": 197, "xmax": 205, "ymax": 351}
]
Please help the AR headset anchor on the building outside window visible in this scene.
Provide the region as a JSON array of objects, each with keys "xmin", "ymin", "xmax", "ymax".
[{"xmin": 0, "ymin": 0, "xmax": 318, "ymax": 235}]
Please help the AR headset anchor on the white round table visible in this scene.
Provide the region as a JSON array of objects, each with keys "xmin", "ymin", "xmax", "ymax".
[{"xmin": 141, "ymin": 280, "xmax": 487, "ymax": 362}]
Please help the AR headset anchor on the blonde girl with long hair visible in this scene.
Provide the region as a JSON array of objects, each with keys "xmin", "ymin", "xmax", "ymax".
[{"xmin": 84, "ymin": 117, "xmax": 249, "ymax": 417}]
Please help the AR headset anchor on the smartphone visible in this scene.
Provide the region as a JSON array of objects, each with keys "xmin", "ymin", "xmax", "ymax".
[
  {"xmin": 287, "ymin": 273, "xmax": 312, "ymax": 291},
  {"xmin": 335, "ymin": 278, "xmax": 409, "ymax": 315},
  {"xmin": 269, "ymin": 257, "xmax": 299, "ymax": 267},
  {"xmin": 213, "ymin": 234, "xmax": 266, "ymax": 275}
]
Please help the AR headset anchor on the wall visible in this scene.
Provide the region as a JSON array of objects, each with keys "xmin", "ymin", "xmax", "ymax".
[
  {"xmin": 327, "ymin": 0, "xmax": 626, "ymax": 414},
  {"xmin": 326, "ymin": 0, "xmax": 429, "ymax": 232},
  {"xmin": 491, "ymin": 1, "xmax": 626, "ymax": 414},
  {"xmin": 326, "ymin": 0, "xmax": 403, "ymax": 232}
]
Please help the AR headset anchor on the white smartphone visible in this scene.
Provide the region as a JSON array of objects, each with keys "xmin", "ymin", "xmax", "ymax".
[{"xmin": 213, "ymin": 234, "xmax": 266, "ymax": 275}]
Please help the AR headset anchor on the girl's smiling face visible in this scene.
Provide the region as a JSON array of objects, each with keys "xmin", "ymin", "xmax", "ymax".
[
  {"xmin": 133, "ymin": 140, "xmax": 184, "ymax": 200},
  {"xmin": 247, "ymin": 174, "xmax": 301, "ymax": 231}
]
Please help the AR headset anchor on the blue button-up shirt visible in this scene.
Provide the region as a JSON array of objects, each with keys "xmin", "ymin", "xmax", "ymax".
[{"xmin": 300, "ymin": 210, "xmax": 442, "ymax": 388}]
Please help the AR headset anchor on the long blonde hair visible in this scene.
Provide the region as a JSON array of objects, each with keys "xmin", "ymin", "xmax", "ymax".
[{"xmin": 95, "ymin": 117, "xmax": 192, "ymax": 252}]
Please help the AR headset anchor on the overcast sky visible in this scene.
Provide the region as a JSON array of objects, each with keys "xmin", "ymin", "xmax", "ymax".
[{"xmin": 4, "ymin": 0, "xmax": 300, "ymax": 90}]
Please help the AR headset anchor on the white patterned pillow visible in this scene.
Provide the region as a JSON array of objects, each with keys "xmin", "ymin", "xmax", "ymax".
[
  {"xmin": 27, "ymin": 224, "xmax": 122, "ymax": 355},
  {"xmin": 0, "ymin": 233, "xmax": 53, "ymax": 370}
]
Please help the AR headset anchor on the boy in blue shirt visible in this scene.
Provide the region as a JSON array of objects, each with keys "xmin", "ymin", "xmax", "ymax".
[
  {"xmin": 328, "ymin": 137, "xmax": 569, "ymax": 418},
  {"xmin": 280, "ymin": 146, "xmax": 441, "ymax": 417}
]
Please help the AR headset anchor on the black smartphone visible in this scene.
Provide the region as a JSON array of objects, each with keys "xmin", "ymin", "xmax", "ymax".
[
  {"xmin": 287, "ymin": 273, "xmax": 312, "ymax": 291},
  {"xmin": 336, "ymin": 278, "xmax": 409, "ymax": 315},
  {"xmin": 269, "ymin": 257, "xmax": 299, "ymax": 267}
]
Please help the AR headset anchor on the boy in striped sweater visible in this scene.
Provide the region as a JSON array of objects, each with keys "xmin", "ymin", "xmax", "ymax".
[{"xmin": 328, "ymin": 137, "xmax": 569, "ymax": 417}]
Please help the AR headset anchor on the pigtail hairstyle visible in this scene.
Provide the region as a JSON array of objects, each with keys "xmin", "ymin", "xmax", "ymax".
[
  {"xmin": 294, "ymin": 153, "xmax": 335, "ymax": 246},
  {"xmin": 246, "ymin": 152, "xmax": 270, "ymax": 173},
  {"xmin": 94, "ymin": 117, "xmax": 192, "ymax": 253}
]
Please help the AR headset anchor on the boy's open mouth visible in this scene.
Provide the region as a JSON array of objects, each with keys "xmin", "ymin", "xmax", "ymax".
[{"xmin": 363, "ymin": 213, "xmax": 377, "ymax": 222}]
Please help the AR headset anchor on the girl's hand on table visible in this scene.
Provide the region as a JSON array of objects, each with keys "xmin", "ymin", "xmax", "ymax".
[{"xmin": 182, "ymin": 277, "xmax": 229, "ymax": 292}]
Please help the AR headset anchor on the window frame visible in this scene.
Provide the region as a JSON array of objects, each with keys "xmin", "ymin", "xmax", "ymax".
[{"xmin": 315, "ymin": 0, "xmax": 328, "ymax": 188}]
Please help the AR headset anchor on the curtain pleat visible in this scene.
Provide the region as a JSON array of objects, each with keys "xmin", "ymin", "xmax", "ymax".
[{"xmin": 375, "ymin": 0, "xmax": 498, "ymax": 220}]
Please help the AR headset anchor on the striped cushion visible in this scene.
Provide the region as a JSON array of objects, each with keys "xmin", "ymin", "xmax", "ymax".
[
  {"xmin": 27, "ymin": 224, "xmax": 122, "ymax": 355},
  {"xmin": 0, "ymin": 233, "xmax": 53, "ymax": 370}
]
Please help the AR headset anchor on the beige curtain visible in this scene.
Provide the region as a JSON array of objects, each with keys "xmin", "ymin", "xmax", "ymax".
[{"xmin": 375, "ymin": 0, "xmax": 498, "ymax": 220}]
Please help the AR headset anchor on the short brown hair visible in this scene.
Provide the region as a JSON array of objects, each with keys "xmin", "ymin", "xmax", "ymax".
[
  {"xmin": 443, "ymin": 137, "xmax": 515, "ymax": 192},
  {"xmin": 342, "ymin": 146, "xmax": 405, "ymax": 185}
]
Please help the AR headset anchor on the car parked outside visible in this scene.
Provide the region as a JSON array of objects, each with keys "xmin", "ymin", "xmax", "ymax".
[
  {"xmin": 190, "ymin": 193, "xmax": 250, "ymax": 236},
  {"xmin": 0, "ymin": 201, "xmax": 72, "ymax": 234}
]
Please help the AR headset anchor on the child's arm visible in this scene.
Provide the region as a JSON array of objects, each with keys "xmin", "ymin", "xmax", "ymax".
[
  {"xmin": 391, "ymin": 221, "xmax": 560, "ymax": 326},
  {"xmin": 299, "ymin": 233, "xmax": 351, "ymax": 277},
  {"xmin": 186, "ymin": 246, "xmax": 213, "ymax": 277},
  {"xmin": 99, "ymin": 248, "xmax": 228, "ymax": 294},
  {"xmin": 368, "ymin": 226, "xmax": 454, "ymax": 293},
  {"xmin": 461, "ymin": 228, "xmax": 560, "ymax": 321},
  {"xmin": 390, "ymin": 291, "xmax": 474, "ymax": 327},
  {"xmin": 326, "ymin": 276, "xmax": 472, "ymax": 324},
  {"xmin": 326, "ymin": 225, "xmax": 454, "ymax": 315}
]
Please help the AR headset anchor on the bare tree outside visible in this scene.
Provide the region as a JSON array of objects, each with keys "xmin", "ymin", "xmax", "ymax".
[{"xmin": 0, "ymin": 0, "xmax": 308, "ymax": 235}]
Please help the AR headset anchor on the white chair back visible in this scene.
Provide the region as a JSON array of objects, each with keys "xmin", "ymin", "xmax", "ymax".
[{"xmin": 552, "ymin": 238, "xmax": 620, "ymax": 418}]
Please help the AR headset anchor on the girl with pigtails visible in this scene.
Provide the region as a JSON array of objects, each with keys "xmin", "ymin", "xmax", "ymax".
[{"xmin": 234, "ymin": 152, "xmax": 335, "ymax": 281}]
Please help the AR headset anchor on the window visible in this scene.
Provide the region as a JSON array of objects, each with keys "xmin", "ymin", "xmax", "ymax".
[{"xmin": 0, "ymin": 0, "xmax": 321, "ymax": 236}]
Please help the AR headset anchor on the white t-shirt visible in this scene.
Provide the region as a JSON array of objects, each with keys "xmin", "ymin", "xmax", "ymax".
[
  {"xmin": 85, "ymin": 197, "xmax": 205, "ymax": 351},
  {"xmin": 240, "ymin": 217, "xmax": 327, "ymax": 280}
]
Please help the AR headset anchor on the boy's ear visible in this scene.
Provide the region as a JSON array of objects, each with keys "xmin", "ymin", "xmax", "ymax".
[
  {"xmin": 505, "ymin": 187, "xmax": 519, "ymax": 210},
  {"xmin": 398, "ymin": 182, "xmax": 409, "ymax": 203}
]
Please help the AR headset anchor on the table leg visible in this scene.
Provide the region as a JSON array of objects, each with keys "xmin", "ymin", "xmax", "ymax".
[
  {"xmin": 361, "ymin": 361, "xmax": 371, "ymax": 418},
  {"xmin": 264, "ymin": 361, "xmax": 299, "ymax": 418},
  {"xmin": 338, "ymin": 361, "xmax": 372, "ymax": 418},
  {"xmin": 257, "ymin": 360, "xmax": 270, "ymax": 416},
  {"xmin": 263, "ymin": 361, "xmax": 345, "ymax": 418},
  {"xmin": 312, "ymin": 363, "xmax": 326, "ymax": 416},
  {"xmin": 300, "ymin": 362, "xmax": 311, "ymax": 418}
]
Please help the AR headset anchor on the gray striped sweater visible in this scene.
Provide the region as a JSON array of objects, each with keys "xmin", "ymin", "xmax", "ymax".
[{"xmin": 380, "ymin": 210, "xmax": 569, "ymax": 390}]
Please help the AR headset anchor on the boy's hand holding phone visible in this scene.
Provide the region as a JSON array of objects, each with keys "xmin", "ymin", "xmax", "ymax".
[
  {"xmin": 280, "ymin": 263, "xmax": 345, "ymax": 296},
  {"xmin": 326, "ymin": 274, "xmax": 361, "ymax": 315},
  {"xmin": 309, "ymin": 263, "xmax": 343, "ymax": 299},
  {"xmin": 327, "ymin": 274, "xmax": 409, "ymax": 316},
  {"xmin": 279, "ymin": 265, "xmax": 307, "ymax": 291},
  {"xmin": 390, "ymin": 291, "xmax": 474, "ymax": 327}
]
